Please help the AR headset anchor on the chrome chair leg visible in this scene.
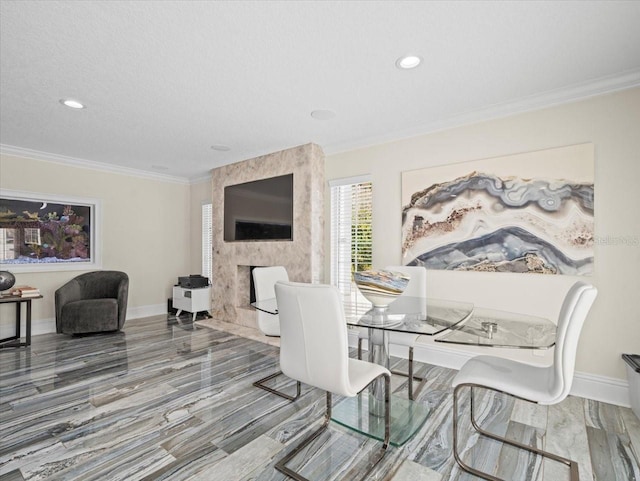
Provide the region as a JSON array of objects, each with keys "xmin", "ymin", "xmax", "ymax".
[
  {"xmin": 253, "ymin": 370, "xmax": 301, "ymax": 402},
  {"xmin": 453, "ymin": 383, "xmax": 580, "ymax": 481},
  {"xmin": 275, "ymin": 373, "xmax": 391, "ymax": 481}
]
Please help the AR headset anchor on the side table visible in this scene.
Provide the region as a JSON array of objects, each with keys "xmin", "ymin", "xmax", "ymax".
[
  {"xmin": 172, "ymin": 285, "xmax": 211, "ymax": 322},
  {"xmin": 0, "ymin": 294, "xmax": 42, "ymax": 348}
]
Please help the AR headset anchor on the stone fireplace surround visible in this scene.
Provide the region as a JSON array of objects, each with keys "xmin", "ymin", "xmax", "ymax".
[{"xmin": 210, "ymin": 143, "xmax": 324, "ymax": 329}]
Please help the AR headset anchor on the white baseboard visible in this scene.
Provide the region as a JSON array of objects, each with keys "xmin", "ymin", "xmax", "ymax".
[
  {"xmin": 347, "ymin": 330, "xmax": 632, "ymax": 408},
  {"xmin": 0, "ymin": 317, "xmax": 57, "ymax": 338},
  {"xmin": 126, "ymin": 303, "xmax": 167, "ymax": 320},
  {"xmin": 4, "ymin": 315, "xmax": 631, "ymax": 408},
  {"xmin": 0, "ymin": 303, "xmax": 168, "ymax": 338},
  {"xmin": 571, "ymin": 371, "xmax": 632, "ymax": 408}
]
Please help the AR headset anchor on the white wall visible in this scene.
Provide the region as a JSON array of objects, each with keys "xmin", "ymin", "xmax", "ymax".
[
  {"xmin": 0, "ymin": 154, "xmax": 191, "ymax": 335},
  {"xmin": 325, "ymin": 87, "xmax": 640, "ymax": 382}
]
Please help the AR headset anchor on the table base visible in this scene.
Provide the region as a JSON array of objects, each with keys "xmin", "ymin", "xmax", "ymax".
[
  {"xmin": 0, "ymin": 338, "xmax": 30, "ymax": 349},
  {"xmin": 331, "ymin": 392, "xmax": 430, "ymax": 447},
  {"xmin": 0, "ymin": 296, "xmax": 38, "ymax": 349}
]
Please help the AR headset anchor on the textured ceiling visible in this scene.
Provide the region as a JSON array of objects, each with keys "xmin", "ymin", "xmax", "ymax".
[{"xmin": 1, "ymin": 1, "xmax": 640, "ymax": 181}]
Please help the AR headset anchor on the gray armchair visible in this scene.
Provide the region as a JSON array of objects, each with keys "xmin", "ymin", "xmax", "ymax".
[{"xmin": 55, "ymin": 271, "xmax": 129, "ymax": 334}]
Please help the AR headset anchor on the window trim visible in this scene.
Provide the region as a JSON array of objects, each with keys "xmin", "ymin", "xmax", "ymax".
[
  {"xmin": 23, "ymin": 227, "xmax": 41, "ymax": 245},
  {"xmin": 328, "ymin": 174, "xmax": 371, "ymax": 188},
  {"xmin": 329, "ymin": 176, "xmax": 372, "ymax": 297},
  {"xmin": 201, "ymin": 202, "xmax": 213, "ymax": 281}
]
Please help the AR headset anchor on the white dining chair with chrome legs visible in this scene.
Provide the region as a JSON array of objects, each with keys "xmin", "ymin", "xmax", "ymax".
[
  {"xmin": 251, "ymin": 266, "xmax": 301, "ymax": 401},
  {"xmin": 451, "ymin": 281, "xmax": 597, "ymax": 481},
  {"xmin": 358, "ymin": 265, "xmax": 427, "ymax": 400},
  {"xmin": 274, "ymin": 281, "xmax": 392, "ymax": 481}
]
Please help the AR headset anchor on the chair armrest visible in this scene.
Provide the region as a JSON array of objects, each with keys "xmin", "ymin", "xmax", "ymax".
[
  {"xmin": 55, "ymin": 279, "xmax": 82, "ymax": 332},
  {"xmin": 116, "ymin": 275, "xmax": 129, "ymax": 328}
]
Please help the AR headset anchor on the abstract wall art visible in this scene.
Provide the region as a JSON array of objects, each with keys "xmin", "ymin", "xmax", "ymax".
[{"xmin": 401, "ymin": 144, "xmax": 594, "ymax": 275}]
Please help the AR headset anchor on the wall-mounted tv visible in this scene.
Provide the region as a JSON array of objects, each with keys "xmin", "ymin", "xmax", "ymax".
[{"xmin": 223, "ymin": 174, "xmax": 293, "ymax": 241}]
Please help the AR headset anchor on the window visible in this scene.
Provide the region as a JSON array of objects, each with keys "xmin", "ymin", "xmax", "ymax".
[
  {"xmin": 0, "ymin": 190, "xmax": 101, "ymax": 272},
  {"xmin": 0, "ymin": 228, "xmax": 16, "ymax": 261},
  {"xmin": 24, "ymin": 228, "xmax": 41, "ymax": 245},
  {"xmin": 202, "ymin": 202, "xmax": 212, "ymax": 281},
  {"xmin": 330, "ymin": 176, "xmax": 372, "ymax": 297}
]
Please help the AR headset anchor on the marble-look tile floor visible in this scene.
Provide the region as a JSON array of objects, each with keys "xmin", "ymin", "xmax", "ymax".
[{"xmin": 1, "ymin": 315, "xmax": 638, "ymax": 481}]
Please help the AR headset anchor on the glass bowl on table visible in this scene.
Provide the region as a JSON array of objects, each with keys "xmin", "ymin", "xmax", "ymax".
[{"xmin": 353, "ymin": 269, "xmax": 410, "ymax": 311}]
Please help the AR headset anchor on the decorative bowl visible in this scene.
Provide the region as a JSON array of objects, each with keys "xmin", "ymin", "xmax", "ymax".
[
  {"xmin": 0, "ymin": 271, "xmax": 16, "ymax": 292},
  {"xmin": 353, "ymin": 269, "xmax": 410, "ymax": 308}
]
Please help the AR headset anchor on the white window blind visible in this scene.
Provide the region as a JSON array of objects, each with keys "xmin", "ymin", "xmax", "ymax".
[
  {"xmin": 0, "ymin": 228, "xmax": 16, "ymax": 261},
  {"xmin": 330, "ymin": 178, "xmax": 372, "ymax": 297},
  {"xmin": 202, "ymin": 203, "xmax": 212, "ymax": 281}
]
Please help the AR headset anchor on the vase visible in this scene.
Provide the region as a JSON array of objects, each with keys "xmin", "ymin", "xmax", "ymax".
[
  {"xmin": 0, "ymin": 271, "xmax": 16, "ymax": 292},
  {"xmin": 353, "ymin": 269, "xmax": 410, "ymax": 308}
]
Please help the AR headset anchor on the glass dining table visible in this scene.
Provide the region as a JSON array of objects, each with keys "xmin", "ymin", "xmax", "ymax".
[
  {"xmin": 336, "ymin": 295, "xmax": 474, "ymax": 446},
  {"xmin": 251, "ymin": 294, "xmax": 475, "ymax": 446},
  {"xmin": 434, "ymin": 306, "xmax": 556, "ymax": 349},
  {"xmin": 251, "ymin": 293, "xmax": 556, "ymax": 446}
]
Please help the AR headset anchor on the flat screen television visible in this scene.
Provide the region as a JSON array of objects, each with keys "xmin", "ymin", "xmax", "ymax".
[{"xmin": 223, "ymin": 174, "xmax": 293, "ymax": 241}]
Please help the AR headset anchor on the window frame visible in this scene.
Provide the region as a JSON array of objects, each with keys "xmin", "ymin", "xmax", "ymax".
[
  {"xmin": 329, "ymin": 175, "xmax": 373, "ymax": 298},
  {"xmin": 23, "ymin": 227, "xmax": 41, "ymax": 246},
  {"xmin": 201, "ymin": 202, "xmax": 213, "ymax": 281}
]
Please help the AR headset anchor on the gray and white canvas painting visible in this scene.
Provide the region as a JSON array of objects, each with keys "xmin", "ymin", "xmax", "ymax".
[{"xmin": 401, "ymin": 143, "xmax": 594, "ymax": 275}]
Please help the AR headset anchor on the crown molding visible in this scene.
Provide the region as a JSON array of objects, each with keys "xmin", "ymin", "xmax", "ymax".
[
  {"xmin": 0, "ymin": 144, "xmax": 191, "ymax": 185},
  {"xmin": 3, "ymin": 70, "xmax": 639, "ymax": 179},
  {"xmin": 326, "ymin": 69, "xmax": 640, "ymax": 155},
  {"xmin": 188, "ymin": 173, "xmax": 213, "ymax": 184}
]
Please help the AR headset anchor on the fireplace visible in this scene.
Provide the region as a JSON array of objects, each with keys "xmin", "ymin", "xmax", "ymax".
[
  {"xmin": 240, "ymin": 266, "xmax": 267, "ymax": 304},
  {"xmin": 249, "ymin": 266, "xmax": 257, "ymax": 304},
  {"xmin": 210, "ymin": 143, "xmax": 325, "ymax": 328},
  {"xmin": 237, "ymin": 266, "xmax": 262, "ymax": 305}
]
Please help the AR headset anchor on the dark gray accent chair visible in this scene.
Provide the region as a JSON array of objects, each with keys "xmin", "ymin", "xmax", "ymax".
[{"xmin": 55, "ymin": 271, "xmax": 129, "ymax": 335}]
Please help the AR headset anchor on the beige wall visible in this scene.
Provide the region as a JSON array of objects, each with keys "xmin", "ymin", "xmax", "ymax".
[
  {"xmin": 325, "ymin": 87, "xmax": 640, "ymax": 381},
  {"xmin": 0, "ymin": 154, "xmax": 191, "ymax": 333}
]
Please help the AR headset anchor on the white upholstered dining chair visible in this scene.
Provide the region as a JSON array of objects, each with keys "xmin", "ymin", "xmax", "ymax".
[
  {"xmin": 253, "ymin": 266, "xmax": 288, "ymax": 337},
  {"xmin": 274, "ymin": 281, "xmax": 391, "ymax": 481},
  {"xmin": 358, "ymin": 265, "xmax": 427, "ymax": 400},
  {"xmin": 451, "ymin": 281, "xmax": 597, "ymax": 481},
  {"xmin": 251, "ymin": 266, "xmax": 301, "ymax": 401}
]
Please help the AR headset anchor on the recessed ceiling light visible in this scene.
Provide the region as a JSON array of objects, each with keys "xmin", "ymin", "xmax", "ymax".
[
  {"xmin": 310, "ymin": 109, "xmax": 336, "ymax": 120},
  {"xmin": 396, "ymin": 55, "xmax": 421, "ymax": 69},
  {"xmin": 210, "ymin": 144, "xmax": 231, "ymax": 152},
  {"xmin": 59, "ymin": 99, "xmax": 86, "ymax": 109}
]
